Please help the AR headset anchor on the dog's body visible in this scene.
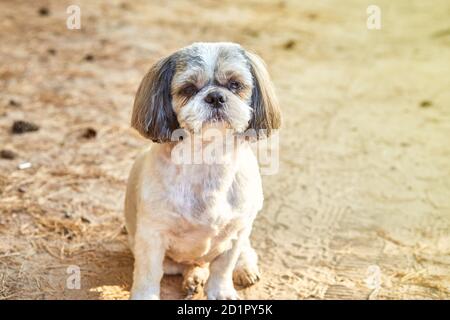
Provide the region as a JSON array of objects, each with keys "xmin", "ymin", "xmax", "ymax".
[
  {"xmin": 125, "ymin": 140, "xmax": 263, "ymax": 299},
  {"xmin": 125, "ymin": 42, "xmax": 280, "ymax": 300}
]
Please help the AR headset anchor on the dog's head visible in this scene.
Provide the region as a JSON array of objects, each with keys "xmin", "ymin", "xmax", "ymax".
[{"xmin": 131, "ymin": 42, "xmax": 281, "ymax": 143}]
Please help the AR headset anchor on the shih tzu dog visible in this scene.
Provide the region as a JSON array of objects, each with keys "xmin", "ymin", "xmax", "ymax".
[{"xmin": 125, "ymin": 42, "xmax": 281, "ymax": 300}]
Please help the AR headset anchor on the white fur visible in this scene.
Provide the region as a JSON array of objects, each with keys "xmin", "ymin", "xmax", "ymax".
[
  {"xmin": 126, "ymin": 42, "xmax": 279, "ymax": 300},
  {"xmin": 177, "ymin": 89, "xmax": 252, "ymax": 134},
  {"xmin": 125, "ymin": 138, "xmax": 263, "ymax": 299}
]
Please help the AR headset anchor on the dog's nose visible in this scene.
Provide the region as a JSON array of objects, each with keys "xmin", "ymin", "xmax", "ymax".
[{"xmin": 204, "ymin": 91, "xmax": 226, "ymax": 108}]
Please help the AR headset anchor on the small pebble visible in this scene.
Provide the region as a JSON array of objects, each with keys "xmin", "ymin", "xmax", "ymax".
[
  {"xmin": 81, "ymin": 127, "xmax": 97, "ymax": 139},
  {"xmin": 18, "ymin": 162, "xmax": 32, "ymax": 170},
  {"xmin": 81, "ymin": 216, "xmax": 91, "ymax": 224},
  {"xmin": 420, "ymin": 100, "xmax": 432, "ymax": 108},
  {"xmin": 400, "ymin": 142, "xmax": 410, "ymax": 147},
  {"xmin": 38, "ymin": 7, "xmax": 49, "ymax": 16},
  {"xmin": 283, "ymin": 40, "xmax": 296, "ymax": 50},
  {"xmin": 12, "ymin": 120, "xmax": 39, "ymax": 134},
  {"xmin": 63, "ymin": 211, "xmax": 73, "ymax": 219},
  {"xmin": 62, "ymin": 227, "xmax": 71, "ymax": 237},
  {"xmin": 0, "ymin": 149, "xmax": 16, "ymax": 160},
  {"xmin": 8, "ymin": 99, "xmax": 21, "ymax": 107},
  {"xmin": 84, "ymin": 54, "xmax": 95, "ymax": 62}
]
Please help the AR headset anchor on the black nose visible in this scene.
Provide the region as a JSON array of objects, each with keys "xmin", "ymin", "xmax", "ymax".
[{"xmin": 204, "ymin": 91, "xmax": 226, "ymax": 108}]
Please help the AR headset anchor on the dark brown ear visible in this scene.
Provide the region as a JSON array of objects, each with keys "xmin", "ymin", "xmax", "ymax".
[
  {"xmin": 131, "ymin": 53, "xmax": 180, "ymax": 143},
  {"xmin": 246, "ymin": 51, "xmax": 281, "ymax": 139}
]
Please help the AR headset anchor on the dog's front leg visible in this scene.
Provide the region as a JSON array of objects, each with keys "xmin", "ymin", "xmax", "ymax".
[
  {"xmin": 130, "ymin": 225, "xmax": 165, "ymax": 300},
  {"xmin": 205, "ymin": 228, "xmax": 249, "ymax": 300}
]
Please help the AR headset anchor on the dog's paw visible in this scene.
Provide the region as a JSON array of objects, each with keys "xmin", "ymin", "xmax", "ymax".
[
  {"xmin": 129, "ymin": 291, "xmax": 160, "ymax": 300},
  {"xmin": 207, "ymin": 287, "xmax": 240, "ymax": 300},
  {"xmin": 182, "ymin": 266, "xmax": 209, "ymax": 299},
  {"xmin": 206, "ymin": 283, "xmax": 240, "ymax": 300},
  {"xmin": 233, "ymin": 263, "xmax": 261, "ymax": 288}
]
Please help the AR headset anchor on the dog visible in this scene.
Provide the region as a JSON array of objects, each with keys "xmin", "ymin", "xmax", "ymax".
[{"xmin": 125, "ymin": 42, "xmax": 281, "ymax": 300}]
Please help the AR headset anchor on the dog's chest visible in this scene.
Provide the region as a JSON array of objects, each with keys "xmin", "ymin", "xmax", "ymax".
[
  {"xmin": 162, "ymin": 163, "xmax": 255, "ymax": 263},
  {"xmin": 166, "ymin": 163, "xmax": 245, "ymax": 223}
]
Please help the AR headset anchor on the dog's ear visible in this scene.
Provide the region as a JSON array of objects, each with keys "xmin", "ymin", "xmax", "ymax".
[
  {"xmin": 131, "ymin": 53, "xmax": 180, "ymax": 143},
  {"xmin": 245, "ymin": 51, "xmax": 281, "ymax": 139}
]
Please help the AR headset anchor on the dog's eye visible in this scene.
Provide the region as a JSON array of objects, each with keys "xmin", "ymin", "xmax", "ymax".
[
  {"xmin": 228, "ymin": 80, "xmax": 242, "ymax": 91},
  {"xmin": 180, "ymin": 85, "xmax": 198, "ymax": 96}
]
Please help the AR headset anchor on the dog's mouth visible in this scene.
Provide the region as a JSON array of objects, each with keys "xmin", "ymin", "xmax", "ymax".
[
  {"xmin": 201, "ymin": 109, "xmax": 233, "ymax": 132},
  {"xmin": 207, "ymin": 109, "xmax": 228, "ymax": 123}
]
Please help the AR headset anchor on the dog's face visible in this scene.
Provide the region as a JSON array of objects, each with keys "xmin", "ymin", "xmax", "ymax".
[
  {"xmin": 171, "ymin": 43, "xmax": 254, "ymax": 134},
  {"xmin": 132, "ymin": 42, "xmax": 281, "ymax": 142}
]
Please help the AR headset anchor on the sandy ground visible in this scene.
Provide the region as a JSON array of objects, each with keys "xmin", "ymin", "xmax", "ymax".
[{"xmin": 0, "ymin": 0, "xmax": 449, "ymax": 300}]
